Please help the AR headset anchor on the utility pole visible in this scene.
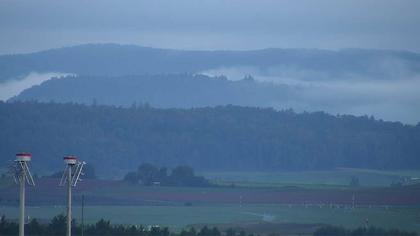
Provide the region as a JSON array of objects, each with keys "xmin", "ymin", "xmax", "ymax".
[
  {"xmin": 60, "ymin": 156, "xmax": 86, "ymax": 236},
  {"xmin": 67, "ymin": 164, "xmax": 72, "ymax": 236},
  {"xmin": 9, "ymin": 153, "xmax": 35, "ymax": 236},
  {"xmin": 19, "ymin": 171, "xmax": 25, "ymax": 236},
  {"xmin": 82, "ymin": 194, "xmax": 85, "ymax": 236}
]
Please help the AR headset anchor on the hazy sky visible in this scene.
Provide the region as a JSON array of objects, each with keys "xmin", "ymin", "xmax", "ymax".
[{"xmin": 1, "ymin": 0, "xmax": 420, "ymax": 54}]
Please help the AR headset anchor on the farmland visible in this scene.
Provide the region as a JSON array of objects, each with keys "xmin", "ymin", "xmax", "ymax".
[
  {"xmin": 2, "ymin": 178, "xmax": 420, "ymax": 206},
  {"xmin": 200, "ymin": 168, "xmax": 420, "ymax": 188},
  {"xmin": 1, "ymin": 169, "xmax": 420, "ymax": 234},
  {"xmin": 1, "ymin": 204, "xmax": 420, "ymax": 233}
]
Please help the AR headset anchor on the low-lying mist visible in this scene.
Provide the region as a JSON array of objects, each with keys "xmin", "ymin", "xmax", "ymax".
[
  {"xmin": 0, "ymin": 72, "xmax": 70, "ymax": 101},
  {"xmin": 203, "ymin": 66, "xmax": 420, "ymax": 124}
]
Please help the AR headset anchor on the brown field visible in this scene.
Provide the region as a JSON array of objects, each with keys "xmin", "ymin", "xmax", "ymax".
[{"xmin": 1, "ymin": 178, "xmax": 420, "ymax": 206}]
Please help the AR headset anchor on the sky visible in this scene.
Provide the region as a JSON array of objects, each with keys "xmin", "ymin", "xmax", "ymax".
[{"xmin": 0, "ymin": 0, "xmax": 420, "ymax": 54}]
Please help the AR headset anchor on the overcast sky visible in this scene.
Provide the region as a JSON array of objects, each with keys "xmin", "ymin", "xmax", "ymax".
[{"xmin": 1, "ymin": 0, "xmax": 420, "ymax": 54}]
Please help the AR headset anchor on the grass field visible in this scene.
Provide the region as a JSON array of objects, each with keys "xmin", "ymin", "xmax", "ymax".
[
  {"xmin": 1, "ymin": 204, "xmax": 420, "ymax": 232},
  {"xmin": 200, "ymin": 168, "xmax": 420, "ymax": 188},
  {"xmin": 2, "ymin": 169, "xmax": 420, "ymax": 234}
]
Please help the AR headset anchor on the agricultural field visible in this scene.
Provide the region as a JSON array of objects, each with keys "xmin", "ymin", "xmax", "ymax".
[
  {"xmin": 2, "ymin": 169, "xmax": 420, "ymax": 234},
  {"xmin": 200, "ymin": 168, "xmax": 420, "ymax": 188},
  {"xmin": 1, "ymin": 204, "xmax": 420, "ymax": 233}
]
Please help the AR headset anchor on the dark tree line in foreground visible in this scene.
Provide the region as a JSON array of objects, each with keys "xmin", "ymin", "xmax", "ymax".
[
  {"xmin": 0, "ymin": 215, "xmax": 416, "ymax": 236},
  {"xmin": 0, "ymin": 102, "xmax": 419, "ymax": 176},
  {"xmin": 123, "ymin": 164, "xmax": 211, "ymax": 187},
  {"xmin": 0, "ymin": 215, "xmax": 244, "ymax": 236},
  {"xmin": 313, "ymin": 225, "xmax": 417, "ymax": 236}
]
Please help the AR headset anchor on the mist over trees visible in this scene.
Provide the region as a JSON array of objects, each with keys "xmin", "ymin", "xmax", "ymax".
[
  {"xmin": 2, "ymin": 44, "xmax": 420, "ymax": 82},
  {"xmin": 3, "ymin": 44, "xmax": 420, "ymax": 124},
  {"xmin": 0, "ymin": 102, "xmax": 419, "ymax": 176}
]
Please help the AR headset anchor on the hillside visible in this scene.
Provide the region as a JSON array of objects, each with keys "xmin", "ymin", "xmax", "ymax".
[
  {"xmin": 10, "ymin": 74, "xmax": 291, "ymax": 108},
  {"xmin": 0, "ymin": 102, "xmax": 419, "ymax": 176},
  {"xmin": 1, "ymin": 44, "xmax": 420, "ymax": 82}
]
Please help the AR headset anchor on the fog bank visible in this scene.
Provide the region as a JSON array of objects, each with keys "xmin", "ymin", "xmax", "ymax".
[
  {"xmin": 0, "ymin": 72, "xmax": 70, "ymax": 101},
  {"xmin": 203, "ymin": 67, "xmax": 420, "ymax": 124}
]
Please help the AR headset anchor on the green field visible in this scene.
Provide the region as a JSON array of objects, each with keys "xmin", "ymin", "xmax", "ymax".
[
  {"xmin": 200, "ymin": 168, "xmax": 420, "ymax": 188},
  {"xmin": 2, "ymin": 169, "xmax": 420, "ymax": 234},
  {"xmin": 1, "ymin": 204, "xmax": 420, "ymax": 232}
]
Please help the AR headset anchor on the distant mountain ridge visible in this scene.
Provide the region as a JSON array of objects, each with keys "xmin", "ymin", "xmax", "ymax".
[{"xmin": 1, "ymin": 43, "xmax": 420, "ymax": 82}]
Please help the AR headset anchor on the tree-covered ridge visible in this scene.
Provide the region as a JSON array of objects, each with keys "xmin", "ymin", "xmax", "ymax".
[
  {"xmin": 0, "ymin": 102, "xmax": 419, "ymax": 176},
  {"xmin": 11, "ymin": 74, "xmax": 291, "ymax": 108},
  {"xmin": 1, "ymin": 43, "xmax": 420, "ymax": 82}
]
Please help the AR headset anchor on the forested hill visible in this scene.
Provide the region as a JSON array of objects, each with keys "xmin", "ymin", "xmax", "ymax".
[
  {"xmin": 1, "ymin": 102, "xmax": 419, "ymax": 176},
  {"xmin": 11, "ymin": 74, "xmax": 291, "ymax": 108},
  {"xmin": 1, "ymin": 43, "xmax": 420, "ymax": 82}
]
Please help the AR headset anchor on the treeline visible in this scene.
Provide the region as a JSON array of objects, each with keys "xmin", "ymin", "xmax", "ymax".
[
  {"xmin": 1, "ymin": 215, "xmax": 416, "ymax": 236},
  {"xmin": 314, "ymin": 225, "xmax": 417, "ymax": 236},
  {"xmin": 0, "ymin": 215, "xmax": 248, "ymax": 236},
  {"xmin": 0, "ymin": 102, "xmax": 419, "ymax": 176},
  {"xmin": 2, "ymin": 44, "xmax": 420, "ymax": 82},
  {"xmin": 12, "ymin": 74, "xmax": 291, "ymax": 109},
  {"xmin": 124, "ymin": 164, "xmax": 211, "ymax": 187}
]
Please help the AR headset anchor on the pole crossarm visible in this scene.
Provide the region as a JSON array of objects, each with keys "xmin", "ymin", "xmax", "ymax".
[
  {"xmin": 59, "ymin": 156, "xmax": 86, "ymax": 236},
  {"xmin": 8, "ymin": 153, "xmax": 35, "ymax": 236},
  {"xmin": 59, "ymin": 161, "xmax": 86, "ymax": 187}
]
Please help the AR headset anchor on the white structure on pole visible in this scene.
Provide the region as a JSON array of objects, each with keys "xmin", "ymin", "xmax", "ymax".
[
  {"xmin": 59, "ymin": 155, "xmax": 86, "ymax": 236},
  {"xmin": 9, "ymin": 153, "xmax": 35, "ymax": 236}
]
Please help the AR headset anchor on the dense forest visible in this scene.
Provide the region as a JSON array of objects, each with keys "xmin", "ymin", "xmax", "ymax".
[
  {"xmin": 0, "ymin": 102, "xmax": 419, "ymax": 176},
  {"xmin": 1, "ymin": 44, "xmax": 420, "ymax": 82},
  {"xmin": 11, "ymin": 74, "xmax": 291, "ymax": 108}
]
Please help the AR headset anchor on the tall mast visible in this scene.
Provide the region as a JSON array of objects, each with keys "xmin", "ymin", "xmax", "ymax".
[
  {"xmin": 10, "ymin": 153, "xmax": 35, "ymax": 236},
  {"xmin": 60, "ymin": 155, "xmax": 86, "ymax": 236}
]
